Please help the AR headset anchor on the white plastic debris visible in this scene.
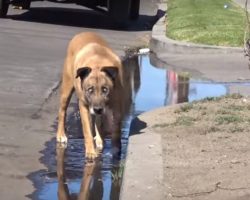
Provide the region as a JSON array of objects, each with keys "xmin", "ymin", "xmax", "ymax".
[{"xmin": 138, "ymin": 48, "xmax": 150, "ymax": 55}]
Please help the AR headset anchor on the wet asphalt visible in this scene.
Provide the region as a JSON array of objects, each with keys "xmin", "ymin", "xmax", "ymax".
[{"xmin": 0, "ymin": 0, "xmax": 160, "ymax": 199}]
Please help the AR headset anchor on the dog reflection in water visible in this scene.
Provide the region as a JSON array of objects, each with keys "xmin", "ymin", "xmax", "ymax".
[
  {"xmin": 57, "ymin": 145, "xmax": 95, "ymax": 200},
  {"xmin": 56, "ymin": 145, "xmax": 121, "ymax": 200}
]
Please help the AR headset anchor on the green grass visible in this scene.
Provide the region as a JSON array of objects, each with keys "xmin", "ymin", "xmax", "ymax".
[
  {"xmin": 167, "ymin": 0, "xmax": 246, "ymax": 47},
  {"xmin": 215, "ymin": 115, "xmax": 243, "ymax": 125},
  {"xmin": 174, "ymin": 116, "xmax": 196, "ymax": 126},
  {"xmin": 153, "ymin": 123, "xmax": 169, "ymax": 128},
  {"xmin": 175, "ymin": 103, "xmax": 193, "ymax": 113},
  {"xmin": 153, "ymin": 115, "xmax": 196, "ymax": 128}
]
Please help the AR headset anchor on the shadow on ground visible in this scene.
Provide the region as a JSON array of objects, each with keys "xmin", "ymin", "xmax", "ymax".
[
  {"xmin": 129, "ymin": 117, "xmax": 147, "ymax": 136},
  {"xmin": 8, "ymin": 6, "xmax": 164, "ymax": 31}
]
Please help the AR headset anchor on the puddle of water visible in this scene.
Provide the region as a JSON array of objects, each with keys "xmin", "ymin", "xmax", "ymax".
[
  {"xmin": 30, "ymin": 54, "xmax": 228, "ymax": 200},
  {"xmin": 135, "ymin": 56, "xmax": 228, "ymax": 112}
]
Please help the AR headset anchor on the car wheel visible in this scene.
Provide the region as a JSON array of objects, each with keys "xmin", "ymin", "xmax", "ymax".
[
  {"xmin": 130, "ymin": 0, "xmax": 140, "ymax": 20},
  {"xmin": 20, "ymin": 0, "xmax": 31, "ymax": 9},
  {"xmin": 13, "ymin": 0, "xmax": 31, "ymax": 9},
  {"xmin": 108, "ymin": 0, "xmax": 130, "ymax": 22},
  {"xmin": 0, "ymin": 0, "xmax": 9, "ymax": 18}
]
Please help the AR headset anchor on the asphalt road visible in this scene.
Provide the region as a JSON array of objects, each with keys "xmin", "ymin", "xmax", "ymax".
[{"xmin": 0, "ymin": 0, "xmax": 160, "ymax": 199}]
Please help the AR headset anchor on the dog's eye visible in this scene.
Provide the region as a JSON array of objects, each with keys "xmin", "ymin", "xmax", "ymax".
[
  {"xmin": 87, "ymin": 87, "xmax": 94, "ymax": 94},
  {"xmin": 102, "ymin": 87, "xmax": 109, "ymax": 94}
]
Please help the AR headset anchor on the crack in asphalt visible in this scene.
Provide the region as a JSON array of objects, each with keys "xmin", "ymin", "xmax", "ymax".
[
  {"xmin": 30, "ymin": 79, "xmax": 61, "ymax": 119},
  {"xmin": 218, "ymin": 185, "xmax": 250, "ymax": 191},
  {"xmin": 171, "ymin": 182, "xmax": 221, "ymax": 198},
  {"xmin": 171, "ymin": 182, "xmax": 250, "ymax": 198}
]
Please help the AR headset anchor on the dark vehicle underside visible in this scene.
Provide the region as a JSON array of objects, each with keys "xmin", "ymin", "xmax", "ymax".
[{"xmin": 0, "ymin": 0, "xmax": 140, "ymax": 22}]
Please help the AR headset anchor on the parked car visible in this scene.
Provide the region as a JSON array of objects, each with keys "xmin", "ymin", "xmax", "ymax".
[{"xmin": 0, "ymin": 0, "xmax": 140, "ymax": 22}]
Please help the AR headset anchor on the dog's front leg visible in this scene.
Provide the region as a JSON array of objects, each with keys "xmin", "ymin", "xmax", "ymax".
[
  {"xmin": 78, "ymin": 101, "xmax": 97, "ymax": 160},
  {"xmin": 56, "ymin": 70, "xmax": 74, "ymax": 144},
  {"xmin": 94, "ymin": 115, "xmax": 103, "ymax": 151}
]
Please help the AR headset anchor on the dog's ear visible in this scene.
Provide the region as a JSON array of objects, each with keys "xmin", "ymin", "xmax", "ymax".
[
  {"xmin": 101, "ymin": 67, "xmax": 118, "ymax": 81},
  {"xmin": 76, "ymin": 67, "xmax": 92, "ymax": 80}
]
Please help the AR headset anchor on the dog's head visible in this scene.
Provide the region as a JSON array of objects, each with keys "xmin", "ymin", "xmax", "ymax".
[{"xmin": 76, "ymin": 66, "xmax": 118, "ymax": 115}]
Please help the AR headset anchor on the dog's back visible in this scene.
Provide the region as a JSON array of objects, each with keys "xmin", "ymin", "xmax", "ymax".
[{"xmin": 67, "ymin": 32, "xmax": 109, "ymax": 57}]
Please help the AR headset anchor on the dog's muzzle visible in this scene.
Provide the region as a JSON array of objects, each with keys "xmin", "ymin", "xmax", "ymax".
[{"xmin": 90, "ymin": 107, "xmax": 104, "ymax": 115}]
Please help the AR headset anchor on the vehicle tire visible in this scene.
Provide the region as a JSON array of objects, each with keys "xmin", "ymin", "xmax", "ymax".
[
  {"xmin": 0, "ymin": 0, "xmax": 9, "ymax": 18},
  {"xmin": 130, "ymin": 0, "xmax": 140, "ymax": 20},
  {"xmin": 108, "ymin": 0, "xmax": 130, "ymax": 22},
  {"xmin": 12, "ymin": 0, "xmax": 31, "ymax": 9},
  {"xmin": 19, "ymin": 0, "xmax": 31, "ymax": 9}
]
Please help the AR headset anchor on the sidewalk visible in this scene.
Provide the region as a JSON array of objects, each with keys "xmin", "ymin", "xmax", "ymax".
[
  {"xmin": 234, "ymin": 0, "xmax": 250, "ymax": 9},
  {"xmin": 121, "ymin": 1, "xmax": 250, "ymax": 200}
]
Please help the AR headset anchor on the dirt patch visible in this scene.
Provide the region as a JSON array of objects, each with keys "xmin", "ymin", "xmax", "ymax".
[{"xmin": 147, "ymin": 94, "xmax": 250, "ymax": 199}]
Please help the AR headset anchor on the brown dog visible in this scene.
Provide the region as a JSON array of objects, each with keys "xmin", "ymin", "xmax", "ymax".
[{"xmin": 56, "ymin": 32, "xmax": 123, "ymax": 159}]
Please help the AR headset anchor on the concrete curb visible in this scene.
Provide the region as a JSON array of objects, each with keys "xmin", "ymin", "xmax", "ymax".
[
  {"xmin": 150, "ymin": 3, "xmax": 244, "ymax": 54},
  {"xmin": 120, "ymin": 112, "xmax": 165, "ymax": 200}
]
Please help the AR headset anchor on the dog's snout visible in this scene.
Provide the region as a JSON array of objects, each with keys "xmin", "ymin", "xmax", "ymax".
[{"xmin": 93, "ymin": 107, "xmax": 103, "ymax": 115}]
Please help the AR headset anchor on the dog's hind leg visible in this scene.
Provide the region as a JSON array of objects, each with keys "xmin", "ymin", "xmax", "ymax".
[
  {"xmin": 56, "ymin": 72, "xmax": 74, "ymax": 144},
  {"xmin": 112, "ymin": 121, "xmax": 122, "ymax": 155},
  {"xmin": 112, "ymin": 109, "xmax": 122, "ymax": 157}
]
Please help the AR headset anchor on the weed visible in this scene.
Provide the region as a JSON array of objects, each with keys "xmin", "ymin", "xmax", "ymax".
[
  {"xmin": 227, "ymin": 93, "xmax": 243, "ymax": 99},
  {"xmin": 201, "ymin": 111, "xmax": 207, "ymax": 116},
  {"xmin": 207, "ymin": 126, "xmax": 221, "ymax": 133},
  {"xmin": 179, "ymin": 104, "xmax": 193, "ymax": 112},
  {"xmin": 230, "ymin": 126, "xmax": 245, "ymax": 133},
  {"xmin": 215, "ymin": 115, "xmax": 243, "ymax": 125},
  {"xmin": 200, "ymin": 96, "xmax": 220, "ymax": 102},
  {"xmin": 111, "ymin": 161, "xmax": 125, "ymax": 183},
  {"xmin": 216, "ymin": 109, "xmax": 233, "ymax": 115},
  {"xmin": 153, "ymin": 123, "xmax": 169, "ymax": 128},
  {"xmin": 228, "ymin": 104, "xmax": 245, "ymax": 111},
  {"xmin": 195, "ymin": 105, "xmax": 207, "ymax": 110},
  {"xmin": 174, "ymin": 116, "xmax": 195, "ymax": 126}
]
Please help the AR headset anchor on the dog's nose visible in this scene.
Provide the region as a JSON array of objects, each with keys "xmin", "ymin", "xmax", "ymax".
[{"xmin": 93, "ymin": 107, "xmax": 103, "ymax": 115}]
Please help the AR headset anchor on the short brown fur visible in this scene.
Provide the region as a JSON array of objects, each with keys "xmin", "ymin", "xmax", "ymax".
[{"xmin": 56, "ymin": 32, "xmax": 123, "ymax": 159}]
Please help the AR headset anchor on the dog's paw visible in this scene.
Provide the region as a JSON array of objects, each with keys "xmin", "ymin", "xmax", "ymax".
[
  {"xmin": 56, "ymin": 142, "xmax": 67, "ymax": 149},
  {"xmin": 57, "ymin": 134, "xmax": 68, "ymax": 144},
  {"xmin": 94, "ymin": 136, "xmax": 103, "ymax": 151},
  {"xmin": 85, "ymin": 149, "xmax": 98, "ymax": 161}
]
